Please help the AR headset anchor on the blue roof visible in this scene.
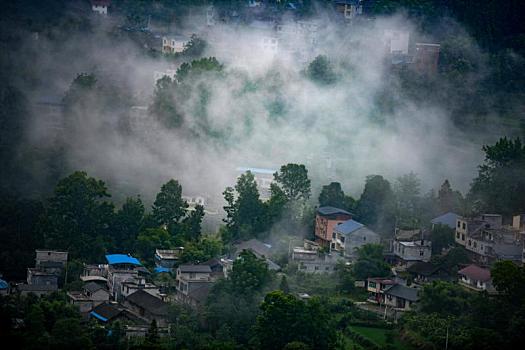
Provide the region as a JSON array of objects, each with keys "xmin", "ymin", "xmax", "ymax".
[
  {"xmin": 334, "ymin": 219, "xmax": 364, "ymax": 235},
  {"xmin": 0, "ymin": 279, "xmax": 8, "ymax": 289},
  {"xmin": 317, "ymin": 206, "xmax": 353, "ymax": 216},
  {"xmin": 431, "ymin": 212, "xmax": 459, "ymax": 229},
  {"xmin": 105, "ymin": 254, "xmax": 142, "ymax": 266},
  {"xmin": 154, "ymin": 267, "xmax": 171, "ymax": 273},
  {"xmin": 236, "ymin": 167, "xmax": 276, "ymax": 175},
  {"xmin": 90, "ymin": 311, "xmax": 108, "ymax": 322}
]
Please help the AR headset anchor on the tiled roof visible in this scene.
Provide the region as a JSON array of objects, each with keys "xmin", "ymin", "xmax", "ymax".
[
  {"xmin": 384, "ymin": 285, "xmax": 420, "ymax": 302},
  {"xmin": 317, "ymin": 206, "xmax": 353, "ymax": 217},
  {"xmin": 431, "ymin": 212, "xmax": 459, "ymax": 229},
  {"xmin": 126, "ymin": 290, "xmax": 168, "ymax": 316},
  {"xmin": 334, "ymin": 219, "xmax": 364, "ymax": 235},
  {"xmin": 458, "ymin": 264, "xmax": 491, "ymax": 282},
  {"xmin": 178, "ymin": 265, "xmax": 212, "ymax": 273}
]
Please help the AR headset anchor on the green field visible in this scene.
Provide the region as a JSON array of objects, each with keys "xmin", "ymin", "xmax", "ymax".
[{"xmin": 350, "ymin": 326, "xmax": 411, "ymax": 350}]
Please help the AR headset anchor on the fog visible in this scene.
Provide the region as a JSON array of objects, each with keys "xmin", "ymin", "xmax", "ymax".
[{"xmin": 17, "ymin": 6, "xmax": 511, "ymax": 210}]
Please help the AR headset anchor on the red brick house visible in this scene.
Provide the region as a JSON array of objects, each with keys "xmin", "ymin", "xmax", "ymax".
[{"xmin": 314, "ymin": 206, "xmax": 353, "ymax": 247}]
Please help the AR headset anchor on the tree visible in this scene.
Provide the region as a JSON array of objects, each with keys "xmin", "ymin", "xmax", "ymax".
[
  {"xmin": 135, "ymin": 228, "xmax": 173, "ymax": 264},
  {"xmin": 255, "ymin": 291, "xmax": 335, "ymax": 350},
  {"xmin": 180, "ymin": 204, "xmax": 205, "ymax": 241},
  {"xmin": 222, "ymin": 172, "xmax": 266, "ymax": 241},
  {"xmin": 180, "ymin": 236, "xmax": 223, "ymax": 264},
  {"xmin": 176, "ymin": 57, "xmax": 223, "ymax": 82},
  {"xmin": 419, "ymin": 281, "xmax": 472, "ymax": 317},
  {"xmin": 355, "ymin": 175, "xmax": 396, "ymax": 231},
  {"xmin": 394, "ymin": 172, "xmax": 422, "ymax": 229},
  {"xmin": 145, "ymin": 319, "xmax": 160, "ymax": 345},
  {"xmin": 469, "ymin": 137, "xmax": 525, "ymax": 215},
  {"xmin": 318, "ymin": 182, "xmax": 355, "ymax": 211},
  {"xmin": 429, "ymin": 224, "xmax": 454, "ymax": 255},
  {"xmin": 306, "ymin": 55, "xmax": 337, "ymax": 85},
  {"xmin": 152, "ymin": 179, "xmax": 188, "ymax": 231},
  {"xmin": 112, "ymin": 196, "xmax": 144, "ymax": 252},
  {"xmin": 230, "ymin": 250, "xmax": 270, "ymax": 295},
  {"xmin": 180, "ymin": 34, "xmax": 207, "ymax": 59},
  {"xmin": 438, "ymin": 179, "xmax": 464, "ymax": 214},
  {"xmin": 279, "ymin": 275, "xmax": 290, "ymax": 294},
  {"xmin": 273, "ymin": 164, "xmax": 311, "ymax": 201},
  {"xmin": 49, "ymin": 318, "xmax": 92, "ymax": 350},
  {"xmin": 39, "ymin": 171, "xmax": 114, "ymax": 262},
  {"xmin": 491, "ymin": 260, "xmax": 525, "ymax": 302},
  {"xmin": 149, "ymin": 76, "xmax": 183, "ymax": 128},
  {"xmin": 352, "ymin": 244, "xmax": 390, "ymax": 280}
]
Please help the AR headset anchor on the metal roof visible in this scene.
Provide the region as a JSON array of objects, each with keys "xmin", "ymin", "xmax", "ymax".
[
  {"xmin": 105, "ymin": 254, "xmax": 142, "ymax": 266},
  {"xmin": 384, "ymin": 284, "xmax": 420, "ymax": 302},
  {"xmin": 333, "ymin": 219, "xmax": 364, "ymax": 235},
  {"xmin": 178, "ymin": 265, "xmax": 212, "ymax": 273},
  {"xmin": 431, "ymin": 212, "xmax": 459, "ymax": 229},
  {"xmin": 317, "ymin": 206, "xmax": 353, "ymax": 217}
]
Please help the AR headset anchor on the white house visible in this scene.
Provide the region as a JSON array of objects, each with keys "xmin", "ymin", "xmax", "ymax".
[
  {"xmin": 332, "ymin": 220, "xmax": 381, "ymax": 258},
  {"xmin": 162, "ymin": 35, "xmax": 190, "ymax": 54},
  {"xmin": 393, "ymin": 240, "xmax": 432, "ymax": 264},
  {"xmin": 91, "ymin": 0, "xmax": 110, "ymax": 15}
]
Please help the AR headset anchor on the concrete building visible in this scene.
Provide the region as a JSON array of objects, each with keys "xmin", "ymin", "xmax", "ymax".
[
  {"xmin": 383, "ymin": 284, "xmax": 420, "ymax": 311},
  {"xmin": 315, "ymin": 207, "xmax": 353, "ymax": 247},
  {"xmin": 175, "ymin": 264, "xmax": 213, "ymax": 308},
  {"xmin": 162, "ymin": 35, "xmax": 190, "ymax": 54},
  {"xmin": 458, "ymin": 264, "xmax": 495, "ymax": 293},
  {"xmin": 393, "ymin": 239, "xmax": 432, "ymax": 265},
  {"xmin": 91, "ymin": 0, "xmax": 110, "ymax": 15},
  {"xmin": 332, "ymin": 219, "xmax": 381, "ymax": 258},
  {"xmin": 155, "ymin": 248, "xmax": 183, "ymax": 272},
  {"xmin": 413, "ymin": 43, "xmax": 440, "ymax": 75}
]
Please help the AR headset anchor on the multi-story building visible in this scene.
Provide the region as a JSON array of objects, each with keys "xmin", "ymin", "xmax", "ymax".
[
  {"xmin": 392, "ymin": 239, "xmax": 432, "ymax": 265},
  {"xmin": 162, "ymin": 35, "xmax": 190, "ymax": 54},
  {"xmin": 175, "ymin": 265, "xmax": 213, "ymax": 308},
  {"xmin": 332, "ymin": 219, "xmax": 381, "ymax": 259},
  {"xmin": 314, "ymin": 206, "xmax": 353, "ymax": 247}
]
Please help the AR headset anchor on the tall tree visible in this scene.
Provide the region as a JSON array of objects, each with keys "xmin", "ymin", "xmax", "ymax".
[
  {"xmin": 438, "ymin": 179, "xmax": 464, "ymax": 214},
  {"xmin": 112, "ymin": 196, "xmax": 144, "ymax": 252},
  {"xmin": 39, "ymin": 171, "xmax": 114, "ymax": 262},
  {"xmin": 355, "ymin": 175, "xmax": 396, "ymax": 232},
  {"xmin": 273, "ymin": 163, "xmax": 311, "ymax": 201},
  {"xmin": 318, "ymin": 182, "xmax": 355, "ymax": 211},
  {"xmin": 469, "ymin": 137, "xmax": 525, "ymax": 215},
  {"xmin": 306, "ymin": 55, "xmax": 337, "ymax": 85},
  {"xmin": 394, "ymin": 172, "xmax": 422, "ymax": 229},
  {"xmin": 152, "ymin": 179, "xmax": 188, "ymax": 232},
  {"xmin": 230, "ymin": 250, "xmax": 270, "ymax": 296},
  {"xmin": 352, "ymin": 244, "xmax": 391, "ymax": 280}
]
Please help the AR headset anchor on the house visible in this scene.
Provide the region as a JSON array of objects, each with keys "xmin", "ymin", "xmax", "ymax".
[
  {"xmin": 334, "ymin": 1, "xmax": 363, "ymax": 20},
  {"xmin": 332, "ymin": 219, "xmax": 381, "ymax": 258},
  {"xmin": 27, "ymin": 268, "xmax": 58, "ymax": 287},
  {"xmin": 233, "ymin": 239, "xmax": 281, "ymax": 270},
  {"xmin": 68, "ymin": 281, "xmax": 111, "ymax": 313},
  {"xmin": 455, "ymin": 214, "xmax": 522, "ymax": 264},
  {"xmin": 383, "ymin": 30, "xmax": 410, "ymax": 55},
  {"xmin": 106, "ymin": 254, "xmax": 144, "ymax": 300},
  {"xmin": 175, "ymin": 265, "xmax": 213, "ymax": 308},
  {"xmin": 431, "ymin": 212, "xmax": 459, "ymax": 230},
  {"xmin": 392, "ymin": 239, "xmax": 432, "ymax": 265},
  {"xmin": 406, "ymin": 262, "xmax": 450, "ymax": 284},
  {"xmin": 162, "ymin": 35, "xmax": 190, "ymax": 54},
  {"xmin": 367, "ymin": 277, "xmax": 396, "ymax": 304},
  {"xmin": 458, "ymin": 264, "xmax": 495, "ymax": 293},
  {"xmin": 17, "ymin": 284, "xmax": 58, "ymax": 297},
  {"xmin": 153, "ymin": 69, "xmax": 177, "ymax": 84},
  {"xmin": 413, "ymin": 43, "xmax": 440, "ymax": 75},
  {"xmin": 315, "ymin": 206, "xmax": 353, "ymax": 247},
  {"xmin": 383, "ymin": 284, "xmax": 420, "ymax": 310},
  {"xmin": 123, "ymin": 290, "xmax": 169, "ymax": 327},
  {"xmin": 121, "ymin": 276, "xmax": 160, "ymax": 300},
  {"xmin": 91, "ymin": 0, "xmax": 110, "ymax": 15},
  {"xmin": 201, "ymin": 258, "xmax": 226, "ymax": 280},
  {"xmin": 90, "ymin": 302, "xmax": 141, "ymax": 324},
  {"xmin": 35, "ymin": 250, "xmax": 68, "ymax": 275},
  {"xmin": 155, "ymin": 248, "xmax": 183, "ymax": 272}
]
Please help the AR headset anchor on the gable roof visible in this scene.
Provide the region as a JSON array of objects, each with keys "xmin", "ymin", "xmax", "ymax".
[
  {"xmin": 126, "ymin": 290, "xmax": 168, "ymax": 316},
  {"xmin": 105, "ymin": 254, "xmax": 141, "ymax": 266},
  {"xmin": 458, "ymin": 264, "xmax": 491, "ymax": 282},
  {"xmin": 234, "ymin": 239, "xmax": 272, "ymax": 258},
  {"xmin": 334, "ymin": 219, "xmax": 368, "ymax": 235},
  {"xmin": 384, "ymin": 285, "xmax": 420, "ymax": 302},
  {"xmin": 407, "ymin": 262, "xmax": 446, "ymax": 276},
  {"xmin": 431, "ymin": 212, "xmax": 459, "ymax": 229},
  {"xmin": 188, "ymin": 283, "xmax": 212, "ymax": 304},
  {"xmin": 90, "ymin": 303, "xmax": 123, "ymax": 322},
  {"xmin": 84, "ymin": 282, "xmax": 106, "ymax": 293},
  {"xmin": 178, "ymin": 265, "xmax": 212, "ymax": 273},
  {"xmin": 317, "ymin": 206, "xmax": 353, "ymax": 217}
]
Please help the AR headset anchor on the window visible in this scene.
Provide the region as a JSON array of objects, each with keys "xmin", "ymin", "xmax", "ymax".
[
  {"xmin": 341, "ymin": 236, "xmax": 345, "ymax": 243},
  {"xmin": 462, "ymin": 223, "xmax": 466, "ymax": 230},
  {"xmin": 314, "ymin": 266, "xmax": 319, "ymax": 270},
  {"xmin": 363, "ymin": 236, "xmax": 366, "ymax": 241},
  {"xmin": 456, "ymin": 232, "xmax": 460, "ymax": 239},
  {"xmin": 462, "ymin": 234, "xmax": 465, "ymax": 241},
  {"xmin": 473, "ymin": 242, "xmax": 477, "ymax": 248},
  {"xmin": 457, "ymin": 221, "xmax": 461, "ymax": 228},
  {"xmin": 189, "ymin": 272, "xmax": 196, "ymax": 279},
  {"xmin": 332, "ymin": 232, "xmax": 336, "ymax": 239},
  {"xmin": 419, "ymin": 250, "xmax": 424, "ymax": 256},
  {"xmin": 468, "ymin": 240, "xmax": 471, "ymax": 246}
]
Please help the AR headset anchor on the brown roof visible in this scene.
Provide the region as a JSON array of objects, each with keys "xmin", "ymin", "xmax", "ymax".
[{"xmin": 458, "ymin": 264, "xmax": 491, "ymax": 282}]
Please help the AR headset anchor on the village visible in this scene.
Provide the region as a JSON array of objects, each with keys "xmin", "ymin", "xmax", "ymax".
[{"xmin": 2, "ymin": 1, "xmax": 525, "ymax": 349}]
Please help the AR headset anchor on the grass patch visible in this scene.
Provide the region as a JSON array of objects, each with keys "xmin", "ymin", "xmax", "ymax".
[{"xmin": 350, "ymin": 326, "xmax": 411, "ymax": 350}]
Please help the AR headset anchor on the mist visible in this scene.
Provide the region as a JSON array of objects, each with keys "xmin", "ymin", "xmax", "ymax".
[{"xmin": 15, "ymin": 6, "xmax": 517, "ymax": 210}]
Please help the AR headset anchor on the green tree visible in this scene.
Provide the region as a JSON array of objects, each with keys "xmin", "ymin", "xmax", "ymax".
[
  {"xmin": 39, "ymin": 171, "xmax": 114, "ymax": 262},
  {"xmin": 145, "ymin": 319, "xmax": 160, "ymax": 345},
  {"xmin": 419, "ymin": 281, "xmax": 472, "ymax": 317},
  {"xmin": 279, "ymin": 275, "xmax": 290, "ymax": 294},
  {"xmin": 352, "ymin": 244, "xmax": 390, "ymax": 280},
  {"xmin": 223, "ymin": 172, "xmax": 266, "ymax": 241},
  {"xmin": 180, "ymin": 236, "xmax": 223, "ymax": 264},
  {"xmin": 394, "ymin": 172, "xmax": 422, "ymax": 229},
  {"xmin": 135, "ymin": 228, "xmax": 173, "ymax": 264},
  {"xmin": 318, "ymin": 182, "xmax": 355, "ymax": 211},
  {"xmin": 49, "ymin": 318, "xmax": 93, "ymax": 350},
  {"xmin": 491, "ymin": 260, "xmax": 525, "ymax": 301},
  {"xmin": 306, "ymin": 55, "xmax": 337, "ymax": 85},
  {"xmin": 273, "ymin": 163, "xmax": 311, "ymax": 201},
  {"xmin": 355, "ymin": 175, "xmax": 396, "ymax": 232},
  {"xmin": 152, "ymin": 179, "xmax": 188, "ymax": 232},
  {"xmin": 180, "ymin": 204, "xmax": 204, "ymax": 241},
  {"xmin": 469, "ymin": 137, "xmax": 525, "ymax": 215},
  {"xmin": 429, "ymin": 224, "xmax": 454, "ymax": 255},
  {"xmin": 112, "ymin": 196, "xmax": 144, "ymax": 252},
  {"xmin": 149, "ymin": 76, "xmax": 183, "ymax": 128},
  {"xmin": 176, "ymin": 57, "xmax": 223, "ymax": 82},
  {"xmin": 438, "ymin": 179, "xmax": 464, "ymax": 214},
  {"xmin": 230, "ymin": 250, "xmax": 270, "ymax": 295}
]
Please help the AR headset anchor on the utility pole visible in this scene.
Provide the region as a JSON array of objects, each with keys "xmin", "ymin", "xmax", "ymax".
[{"xmin": 445, "ymin": 324, "xmax": 449, "ymax": 350}]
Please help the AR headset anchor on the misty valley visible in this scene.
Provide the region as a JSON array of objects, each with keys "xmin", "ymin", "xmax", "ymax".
[{"xmin": 1, "ymin": 1, "xmax": 525, "ymax": 350}]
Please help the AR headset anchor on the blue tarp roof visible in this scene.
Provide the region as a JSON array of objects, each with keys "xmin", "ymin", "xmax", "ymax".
[
  {"xmin": 334, "ymin": 219, "xmax": 364, "ymax": 235},
  {"xmin": 105, "ymin": 254, "xmax": 142, "ymax": 266},
  {"xmin": 90, "ymin": 311, "xmax": 108, "ymax": 322},
  {"xmin": 431, "ymin": 212, "xmax": 459, "ymax": 229},
  {"xmin": 154, "ymin": 267, "xmax": 171, "ymax": 273},
  {"xmin": 236, "ymin": 167, "xmax": 276, "ymax": 175},
  {"xmin": 0, "ymin": 279, "xmax": 8, "ymax": 289}
]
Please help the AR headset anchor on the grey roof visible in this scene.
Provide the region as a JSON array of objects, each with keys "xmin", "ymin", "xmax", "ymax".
[
  {"xmin": 38, "ymin": 261, "xmax": 65, "ymax": 268},
  {"xmin": 188, "ymin": 283, "xmax": 212, "ymax": 304},
  {"xmin": 91, "ymin": 303, "xmax": 123, "ymax": 321},
  {"xmin": 17, "ymin": 284, "xmax": 58, "ymax": 292},
  {"xmin": 84, "ymin": 282, "xmax": 106, "ymax": 293},
  {"xmin": 407, "ymin": 262, "xmax": 446, "ymax": 276},
  {"xmin": 266, "ymin": 259, "xmax": 281, "ymax": 271},
  {"xmin": 234, "ymin": 239, "xmax": 272, "ymax": 258},
  {"xmin": 317, "ymin": 206, "xmax": 353, "ymax": 217},
  {"xmin": 333, "ymin": 219, "xmax": 364, "ymax": 235},
  {"xmin": 126, "ymin": 290, "xmax": 168, "ymax": 316},
  {"xmin": 384, "ymin": 285, "xmax": 420, "ymax": 302},
  {"xmin": 431, "ymin": 212, "xmax": 459, "ymax": 229},
  {"xmin": 178, "ymin": 265, "xmax": 212, "ymax": 273}
]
